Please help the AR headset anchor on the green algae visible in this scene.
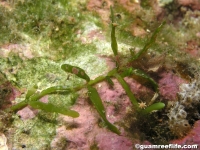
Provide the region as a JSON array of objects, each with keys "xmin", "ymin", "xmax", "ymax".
[
  {"xmin": 12, "ymin": 115, "xmax": 56, "ymax": 149},
  {"xmin": 88, "ymin": 85, "xmax": 120, "ymax": 135},
  {"xmin": 131, "ymin": 22, "xmax": 165, "ymax": 60},
  {"xmin": 110, "ymin": 6, "xmax": 118, "ymax": 56},
  {"xmin": 0, "ymin": 0, "xmax": 200, "ymax": 149},
  {"xmin": 4, "ymin": 2, "xmax": 165, "ymax": 139},
  {"xmin": 0, "ymin": 1, "xmax": 105, "ymax": 147},
  {"xmin": 29, "ymin": 101, "xmax": 79, "ymax": 118},
  {"xmin": 0, "ymin": 0, "xmax": 101, "ymax": 60},
  {"xmin": 140, "ymin": 102, "xmax": 165, "ymax": 115},
  {"xmin": 0, "ymin": 6, "xmax": 17, "ymax": 43},
  {"xmin": 61, "ymin": 64, "xmax": 91, "ymax": 82}
]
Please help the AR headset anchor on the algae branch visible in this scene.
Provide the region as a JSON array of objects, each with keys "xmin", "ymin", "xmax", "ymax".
[{"xmin": 0, "ymin": 0, "xmax": 200, "ymax": 149}]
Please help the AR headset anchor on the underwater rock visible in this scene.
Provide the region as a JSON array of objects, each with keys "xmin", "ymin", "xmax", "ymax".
[
  {"xmin": 171, "ymin": 120, "xmax": 200, "ymax": 146},
  {"xmin": 51, "ymin": 76, "xmax": 155, "ymax": 149},
  {"xmin": 96, "ymin": 79, "xmax": 130, "ymax": 124},
  {"xmin": 168, "ymin": 76, "xmax": 200, "ymax": 137},
  {"xmin": 80, "ymin": 29, "xmax": 105, "ymax": 44},
  {"xmin": 51, "ymin": 93, "xmax": 135, "ymax": 149},
  {"xmin": 16, "ymin": 95, "xmax": 48, "ymax": 120},
  {"xmin": 0, "ymin": 82, "xmax": 21, "ymax": 110},
  {"xmin": 158, "ymin": 71, "xmax": 187, "ymax": 100},
  {"xmin": 51, "ymin": 97, "xmax": 99, "ymax": 149},
  {"xmin": 87, "ymin": 0, "xmax": 113, "ymax": 23},
  {"xmin": 178, "ymin": 0, "xmax": 200, "ymax": 10},
  {"xmin": 117, "ymin": 0, "xmax": 141, "ymax": 13},
  {"xmin": 95, "ymin": 132, "xmax": 133, "ymax": 150},
  {"xmin": 0, "ymin": 133, "xmax": 8, "ymax": 150},
  {"xmin": 0, "ymin": 44, "xmax": 34, "ymax": 60},
  {"xmin": 51, "ymin": 100, "xmax": 87, "ymax": 149},
  {"xmin": 185, "ymin": 40, "xmax": 200, "ymax": 58},
  {"xmin": 96, "ymin": 77, "xmax": 154, "ymax": 123},
  {"xmin": 168, "ymin": 102, "xmax": 191, "ymax": 137},
  {"xmin": 16, "ymin": 107, "xmax": 37, "ymax": 120}
]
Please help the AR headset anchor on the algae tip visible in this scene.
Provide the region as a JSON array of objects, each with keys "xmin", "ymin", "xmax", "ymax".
[{"xmin": 110, "ymin": 6, "xmax": 118, "ymax": 56}]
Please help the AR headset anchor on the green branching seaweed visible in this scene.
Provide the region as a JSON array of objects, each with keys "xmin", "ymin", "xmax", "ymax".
[
  {"xmin": 114, "ymin": 73, "xmax": 139, "ymax": 109},
  {"xmin": 29, "ymin": 101, "xmax": 79, "ymax": 118},
  {"xmin": 7, "ymin": 7, "xmax": 166, "ymax": 135},
  {"xmin": 132, "ymin": 22, "xmax": 165, "ymax": 60},
  {"xmin": 121, "ymin": 67, "xmax": 158, "ymax": 91},
  {"xmin": 110, "ymin": 6, "xmax": 119, "ymax": 68},
  {"xmin": 29, "ymin": 86, "xmax": 71, "ymax": 101},
  {"xmin": 140, "ymin": 102, "xmax": 165, "ymax": 115},
  {"xmin": 109, "ymin": 7, "xmax": 164, "ymax": 114},
  {"xmin": 110, "ymin": 6, "xmax": 118, "ymax": 56},
  {"xmin": 25, "ymin": 85, "xmax": 38, "ymax": 99},
  {"xmin": 8, "ymin": 86, "xmax": 78, "ymax": 117},
  {"xmin": 87, "ymin": 85, "xmax": 120, "ymax": 134},
  {"xmin": 105, "ymin": 76, "xmax": 114, "ymax": 87}
]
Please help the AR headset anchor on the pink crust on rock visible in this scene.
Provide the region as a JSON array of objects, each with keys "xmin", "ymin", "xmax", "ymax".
[
  {"xmin": 171, "ymin": 120, "xmax": 200, "ymax": 148},
  {"xmin": 95, "ymin": 132, "xmax": 133, "ymax": 150},
  {"xmin": 51, "ymin": 97, "xmax": 133, "ymax": 150},
  {"xmin": 158, "ymin": 71, "xmax": 187, "ymax": 100},
  {"xmin": 16, "ymin": 96, "xmax": 48, "ymax": 120},
  {"xmin": 51, "ymin": 97, "xmax": 99, "ymax": 149},
  {"xmin": 96, "ymin": 77, "xmax": 153, "ymax": 123},
  {"xmin": 51, "ymin": 77, "xmax": 154, "ymax": 149},
  {"xmin": 17, "ymin": 106, "xmax": 37, "ymax": 120},
  {"xmin": 87, "ymin": 0, "xmax": 113, "ymax": 23}
]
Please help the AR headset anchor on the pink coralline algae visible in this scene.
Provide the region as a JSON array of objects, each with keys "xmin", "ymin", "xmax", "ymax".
[
  {"xmin": 96, "ymin": 77, "xmax": 153, "ymax": 123},
  {"xmin": 158, "ymin": 71, "xmax": 187, "ymax": 100},
  {"xmin": 17, "ymin": 106, "xmax": 37, "ymax": 120},
  {"xmin": 171, "ymin": 120, "xmax": 200, "ymax": 149},
  {"xmin": 16, "ymin": 95, "xmax": 48, "ymax": 120},
  {"xmin": 51, "ymin": 76, "xmax": 154, "ymax": 149},
  {"xmin": 51, "ymin": 97, "xmax": 100, "ymax": 150},
  {"xmin": 95, "ymin": 132, "xmax": 133, "ymax": 150},
  {"xmin": 51, "ymin": 97, "xmax": 133, "ymax": 150}
]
